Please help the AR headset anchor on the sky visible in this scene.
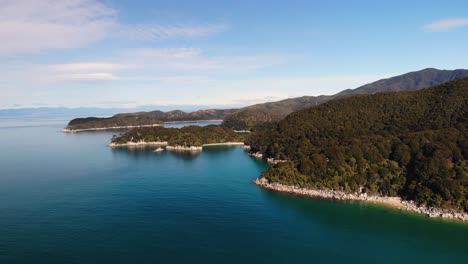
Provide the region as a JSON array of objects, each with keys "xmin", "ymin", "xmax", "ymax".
[{"xmin": 1, "ymin": 0, "xmax": 468, "ymax": 110}]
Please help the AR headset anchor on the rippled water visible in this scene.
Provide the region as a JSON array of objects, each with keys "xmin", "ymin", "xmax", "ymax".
[{"xmin": 0, "ymin": 118, "xmax": 467, "ymax": 263}]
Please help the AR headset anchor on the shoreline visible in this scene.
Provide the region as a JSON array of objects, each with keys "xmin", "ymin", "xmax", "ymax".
[
  {"xmin": 109, "ymin": 141, "xmax": 245, "ymax": 149},
  {"xmin": 109, "ymin": 141, "xmax": 168, "ymax": 147},
  {"xmin": 63, "ymin": 124, "xmax": 162, "ymax": 132},
  {"xmin": 202, "ymin": 142, "xmax": 244, "ymax": 147},
  {"xmin": 166, "ymin": 145, "xmax": 203, "ymax": 151},
  {"xmin": 63, "ymin": 119, "xmax": 224, "ymax": 132},
  {"xmin": 254, "ymin": 177, "xmax": 468, "ymax": 222}
]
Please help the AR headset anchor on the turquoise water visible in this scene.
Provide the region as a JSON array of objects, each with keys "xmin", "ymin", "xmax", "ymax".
[{"xmin": 0, "ymin": 118, "xmax": 467, "ymax": 263}]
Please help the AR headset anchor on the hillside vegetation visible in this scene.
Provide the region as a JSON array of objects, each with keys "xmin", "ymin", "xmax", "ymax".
[
  {"xmin": 111, "ymin": 125, "xmax": 242, "ymax": 147},
  {"xmin": 66, "ymin": 109, "xmax": 236, "ymax": 130},
  {"xmin": 246, "ymin": 78, "xmax": 468, "ymax": 211}
]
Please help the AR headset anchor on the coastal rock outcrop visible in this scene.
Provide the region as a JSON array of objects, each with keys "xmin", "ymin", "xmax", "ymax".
[
  {"xmin": 166, "ymin": 145, "xmax": 203, "ymax": 151},
  {"xmin": 154, "ymin": 147, "xmax": 164, "ymax": 152},
  {"xmin": 249, "ymin": 152, "xmax": 263, "ymax": 158},
  {"xmin": 266, "ymin": 158, "xmax": 287, "ymax": 165}
]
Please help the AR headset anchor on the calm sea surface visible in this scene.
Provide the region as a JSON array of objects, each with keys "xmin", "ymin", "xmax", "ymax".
[{"xmin": 0, "ymin": 117, "xmax": 467, "ymax": 263}]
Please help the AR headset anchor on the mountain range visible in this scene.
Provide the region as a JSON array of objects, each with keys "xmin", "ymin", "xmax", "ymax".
[
  {"xmin": 63, "ymin": 68, "xmax": 468, "ymax": 131},
  {"xmin": 223, "ymin": 68, "xmax": 468, "ymax": 129}
]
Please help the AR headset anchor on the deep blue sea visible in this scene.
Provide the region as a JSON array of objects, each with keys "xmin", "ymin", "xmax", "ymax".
[{"xmin": 0, "ymin": 117, "xmax": 467, "ymax": 263}]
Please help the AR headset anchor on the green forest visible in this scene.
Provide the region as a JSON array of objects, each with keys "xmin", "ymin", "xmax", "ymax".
[
  {"xmin": 222, "ymin": 109, "xmax": 281, "ymax": 131},
  {"xmin": 245, "ymin": 78, "xmax": 468, "ymax": 212},
  {"xmin": 112, "ymin": 125, "xmax": 243, "ymax": 147}
]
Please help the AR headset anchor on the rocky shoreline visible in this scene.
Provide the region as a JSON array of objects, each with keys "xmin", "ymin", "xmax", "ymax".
[
  {"xmin": 249, "ymin": 152, "xmax": 263, "ymax": 158},
  {"xmin": 254, "ymin": 177, "xmax": 468, "ymax": 222},
  {"xmin": 109, "ymin": 141, "xmax": 168, "ymax": 147},
  {"xmin": 202, "ymin": 142, "xmax": 244, "ymax": 147},
  {"xmin": 109, "ymin": 141, "xmax": 245, "ymax": 151},
  {"xmin": 166, "ymin": 145, "xmax": 203, "ymax": 151}
]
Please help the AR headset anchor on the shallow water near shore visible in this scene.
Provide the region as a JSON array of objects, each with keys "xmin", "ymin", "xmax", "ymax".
[{"xmin": 0, "ymin": 117, "xmax": 467, "ymax": 263}]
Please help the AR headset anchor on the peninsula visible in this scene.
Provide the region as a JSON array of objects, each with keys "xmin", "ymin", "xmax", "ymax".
[
  {"xmin": 246, "ymin": 78, "xmax": 468, "ymax": 221},
  {"xmin": 64, "ymin": 109, "xmax": 236, "ymax": 132}
]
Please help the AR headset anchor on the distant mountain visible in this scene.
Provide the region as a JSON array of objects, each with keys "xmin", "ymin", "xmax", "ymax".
[
  {"xmin": 65, "ymin": 109, "xmax": 237, "ymax": 131},
  {"xmin": 246, "ymin": 77, "xmax": 468, "ymax": 212},
  {"xmin": 223, "ymin": 68, "xmax": 468, "ymax": 130},
  {"xmin": 336, "ymin": 68, "xmax": 468, "ymax": 96}
]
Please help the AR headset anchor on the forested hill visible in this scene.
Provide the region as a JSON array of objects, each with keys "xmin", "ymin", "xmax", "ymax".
[
  {"xmin": 335, "ymin": 68, "xmax": 468, "ymax": 96},
  {"xmin": 245, "ymin": 78, "xmax": 468, "ymax": 212},
  {"xmin": 111, "ymin": 125, "xmax": 242, "ymax": 147},
  {"xmin": 223, "ymin": 68, "xmax": 468, "ymax": 130},
  {"xmin": 65, "ymin": 109, "xmax": 236, "ymax": 131}
]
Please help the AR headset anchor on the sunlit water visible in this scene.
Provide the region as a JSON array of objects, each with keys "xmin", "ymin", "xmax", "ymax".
[{"xmin": 0, "ymin": 118, "xmax": 467, "ymax": 263}]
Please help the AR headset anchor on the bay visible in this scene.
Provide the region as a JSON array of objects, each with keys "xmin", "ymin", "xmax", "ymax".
[{"xmin": 0, "ymin": 118, "xmax": 467, "ymax": 263}]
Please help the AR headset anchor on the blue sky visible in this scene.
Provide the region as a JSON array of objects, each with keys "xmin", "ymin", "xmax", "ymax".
[{"xmin": 1, "ymin": 0, "xmax": 468, "ymax": 109}]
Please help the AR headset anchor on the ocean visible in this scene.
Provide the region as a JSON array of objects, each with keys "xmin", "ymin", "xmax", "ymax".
[{"xmin": 0, "ymin": 117, "xmax": 467, "ymax": 263}]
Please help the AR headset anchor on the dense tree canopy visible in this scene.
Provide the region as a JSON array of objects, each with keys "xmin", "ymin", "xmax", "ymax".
[
  {"xmin": 66, "ymin": 109, "xmax": 236, "ymax": 131},
  {"xmin": 112, "ymin": 125, "xmax": 243, "ymax": 147},
  {"xmin": 222, "ymin": 109, "xmax": 281, "ymax": 131},
  {"xmin": 246, "ymin": 78, "xmax": 468, "ymax": 211}
]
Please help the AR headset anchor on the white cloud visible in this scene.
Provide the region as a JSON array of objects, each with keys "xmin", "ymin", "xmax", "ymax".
[
  {"xmin": 38, "ymin": 48, "xmax": 282, "ymax": 82},
  {"xmin": 117, "ymin": 23, "xmax": 227, "ymax": 41},
  {"xmin": 0, "ymin": 0, "xmax": 227, "ymax": 55},
  {"xmin": 0, "ymin": 59, "xmax": 393, "ymax": 107},
  {"xmin": 41, "ymin": 62, "xmax": 128, "ymax": 82},
  {"xmin": 122, "ymin": 48, "xmax": 202, "ymax": 59},
  {"xmin": 47, "ymin": 63, "xmax": 129, "ymax": 72},
  {"xmin": 423, "ymin": 18, "xmax": 468, "ymax": 32},
  {"xmin": 54, "ymin": 73, "xmax": 120, "ymax": 81},
  {"xmin": 121, "ymin": 47, "xmax": 283, "ymax": 72},
  {"xmin": 0, "ymin": 0, "xmax": 117, "ymax": 55}
]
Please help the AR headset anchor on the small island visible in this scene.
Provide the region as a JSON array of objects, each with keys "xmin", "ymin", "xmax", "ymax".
[{"xmin": 110, "ymin": 125, "xmax": 246, "ymax": 151}]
